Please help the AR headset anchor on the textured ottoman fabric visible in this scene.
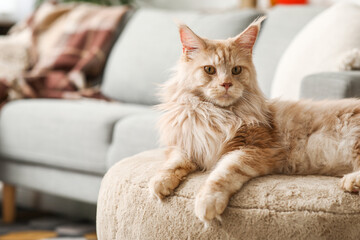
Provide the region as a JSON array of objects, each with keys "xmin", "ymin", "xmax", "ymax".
[{"xmin": 97, "ymin": 149, "xmax": 360, "ymax": 240}]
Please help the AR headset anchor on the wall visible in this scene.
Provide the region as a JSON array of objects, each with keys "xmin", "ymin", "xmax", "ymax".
[{"xmin": 0, "ymin": 0, "xmax": 35, "ymax": 22}]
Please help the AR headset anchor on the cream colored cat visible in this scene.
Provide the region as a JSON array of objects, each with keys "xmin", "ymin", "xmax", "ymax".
[{"xmin": 148, "ymin": 17, "xmax": 360, "ymax": 224}]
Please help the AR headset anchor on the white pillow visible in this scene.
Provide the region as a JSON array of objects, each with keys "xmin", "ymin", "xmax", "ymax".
[{"xmin": 270, "ymin": 2, "xmax": 360, "ymax": 100}]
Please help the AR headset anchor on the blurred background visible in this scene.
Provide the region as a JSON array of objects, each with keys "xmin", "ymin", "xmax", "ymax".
[
  {"xmin": 0, "ymin": 0, "xmax": 343, "ymax": 24},
  {"xmin": 0, "ymin": 0, "xmax": 358, "ymax": 239},
  {"xmin": 0, "ymin": 0, "xmax": 346, "ymax": 34}
]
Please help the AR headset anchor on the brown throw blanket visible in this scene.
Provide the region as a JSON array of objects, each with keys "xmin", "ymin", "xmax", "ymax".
[{"xmin": 0, "ymin": 2, "xmax": 128, "ymax": 106}]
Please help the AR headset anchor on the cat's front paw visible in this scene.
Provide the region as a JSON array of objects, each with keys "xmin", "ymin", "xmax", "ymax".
[
  {"xmin": 340, "ymin": 171, "xmax": 360, "ymax": 193},
  {"xmin": 194, "ymin": 188, "xmax": 229, "ymax": 223},
  {"xmin": 148, "ymin": 172, "xmax": 179, "ymax": 200}
]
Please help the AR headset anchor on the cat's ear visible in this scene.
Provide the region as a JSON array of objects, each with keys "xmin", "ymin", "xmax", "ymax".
[
  {"xmin": 234, "ymin": 16, "xmax": 266, "ymax": 51},
  {"xmin": 178, "ymin": 24, "xmax": 205, "ymax": 59}
]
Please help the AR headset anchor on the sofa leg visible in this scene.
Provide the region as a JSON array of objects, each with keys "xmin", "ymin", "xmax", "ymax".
[{"xmin": 2, "ymin": 183, "xmax": 16, "ymax": 223}]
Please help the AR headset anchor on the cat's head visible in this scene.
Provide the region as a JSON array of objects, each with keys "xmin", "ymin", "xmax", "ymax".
[{"xmin": 173, "ymin": 17, "xmax": 265, "ymax": 108}]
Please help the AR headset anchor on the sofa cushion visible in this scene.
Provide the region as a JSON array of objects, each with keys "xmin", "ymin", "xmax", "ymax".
[
  {"xmin": 253, "ymin": 5, "xmax": 324, "ymax": 97},
  {"xmin": 101, "ymin": 8, "xmax": 261, "ymax": 105},
  {"xmin": 0, "ymin": 99, "xmax": 151, "ymax": 174},
  {"xmin": 97, "ymin": 149, "xmax": 360, "ymax": 239},
  {"xmin": 107, "ymin": 112, "xmax": 160, "ymax": 169}
]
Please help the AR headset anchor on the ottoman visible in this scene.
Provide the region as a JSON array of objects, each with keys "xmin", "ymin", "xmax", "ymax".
[{"xmin": 97, "ymin": 149, "xmax": 360, "ymax": 240}]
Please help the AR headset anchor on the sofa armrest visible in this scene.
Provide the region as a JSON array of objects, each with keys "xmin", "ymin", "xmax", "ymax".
[{"xmin": 300, "ymin": 71, "xmax": 360, "ymax": 100}]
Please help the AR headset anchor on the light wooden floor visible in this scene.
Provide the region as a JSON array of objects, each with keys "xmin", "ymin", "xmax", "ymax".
[{"xmin": 0, "ymin": 183, "xmax": 97, "ymax": 240}]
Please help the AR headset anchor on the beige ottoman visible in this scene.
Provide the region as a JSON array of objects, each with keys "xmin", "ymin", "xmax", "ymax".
[{"xmin": 97, "ymin": 149, "xmax": 360, "ymax": 240}]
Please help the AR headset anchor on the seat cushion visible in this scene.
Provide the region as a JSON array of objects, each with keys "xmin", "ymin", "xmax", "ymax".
[
  {"xmin": 101, "ymin": 8, "xmax": 261, "ymax": 105},
  {"xmin": 97, "ymin": 149, "xmax": 360, "ymax": 240},
  {"xmin": 107, "ymin": 112, "xmax": 160, "ymax": 169},
  {"xmin": 0, "ymin": 99, "xmax": 151, "ymax": 174}
]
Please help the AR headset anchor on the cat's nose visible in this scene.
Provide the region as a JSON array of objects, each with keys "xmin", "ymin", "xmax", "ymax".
[{"xmin": 221, "ymin": 82, "xmax": 233, "ymax": 90}]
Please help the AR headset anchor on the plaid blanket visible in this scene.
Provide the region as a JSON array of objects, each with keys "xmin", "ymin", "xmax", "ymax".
[{"xmin": 0, "ymin": 2, "xmax": 128, "ymax": 104}]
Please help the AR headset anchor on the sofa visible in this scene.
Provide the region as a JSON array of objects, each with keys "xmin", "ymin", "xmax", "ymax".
[{"xmin": 1, "ymin": 3, "xmax": 360, "ymax": 223}]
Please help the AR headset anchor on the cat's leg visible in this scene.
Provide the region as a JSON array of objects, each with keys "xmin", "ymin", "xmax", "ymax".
[
  {"xmin": 340, "ymin": 171, "xmax": 360, "ymax": 193},
  {"xmin": 194, "ymin": 149, "xmax": 274, "ymax": 223},
  {"xmin": 149, "ymin": 147, "xmax": 197, "ymax": 200},
  {"xmin": 340, "ymin": 143, "xmax": 360, "ymax": 193}
]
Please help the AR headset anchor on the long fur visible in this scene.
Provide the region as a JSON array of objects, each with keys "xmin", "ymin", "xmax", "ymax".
[{"xmin": 149, "ymin": 17, "xmax": 360, "ymax": 224}]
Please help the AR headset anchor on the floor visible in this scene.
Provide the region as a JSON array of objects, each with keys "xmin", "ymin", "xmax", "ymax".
[{"xmin": 0, "ymin": 207, "xmax": 96, "ymax": 240}]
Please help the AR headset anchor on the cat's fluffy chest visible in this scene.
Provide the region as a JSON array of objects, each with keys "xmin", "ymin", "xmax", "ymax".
[{"xmin": 158, "ymin": 98, "xmax": 241, "ymax": 170}]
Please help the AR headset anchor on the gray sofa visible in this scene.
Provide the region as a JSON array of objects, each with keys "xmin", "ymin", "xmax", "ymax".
[{"xmin": 0, "ymin": 5, "xmax": 359, "ymax": 219}]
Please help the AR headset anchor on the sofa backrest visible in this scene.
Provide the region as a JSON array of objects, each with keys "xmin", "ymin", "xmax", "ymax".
[
  {"xmin": 134, "ymin": 0, "xmax": 239, "ymax": 10},
  {"xmin": 102, "ymin": 6, "xmax": 326, "ymax": 104},
  {"xmin": 101, "ymin": 8, "xmax": 261, "ymax": 105},
  {"xmin": 253, "ymin": 5, "xmax": 324, "ymax": 97}
]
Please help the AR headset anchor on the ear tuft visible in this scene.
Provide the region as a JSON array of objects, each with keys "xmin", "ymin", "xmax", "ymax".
[
  {"xmin": 234, "ymin": 15, "xmax": 266, "ymax": 50},
  {"xmin": 178, "ymin": 24, "xmax": 205, "ymax": 58}
]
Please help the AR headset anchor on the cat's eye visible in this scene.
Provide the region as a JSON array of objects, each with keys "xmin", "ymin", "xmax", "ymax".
[
  {"xmin": 204, "ymin": 65, "xmax": 216, "ymax": 75},
  {"xmin": 232, "ymin": 66, "xmax": 242, "ymax": 75}
]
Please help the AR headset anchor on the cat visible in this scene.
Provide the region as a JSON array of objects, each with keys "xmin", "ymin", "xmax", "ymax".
[{"xmin": 148, "ymin": 16, "xmax": 360, "ymax": 224}]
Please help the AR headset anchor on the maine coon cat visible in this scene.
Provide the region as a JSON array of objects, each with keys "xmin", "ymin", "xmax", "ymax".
[{"xmin": 148, "ymin": 17, "xmax": 360, "ymax": 224}]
